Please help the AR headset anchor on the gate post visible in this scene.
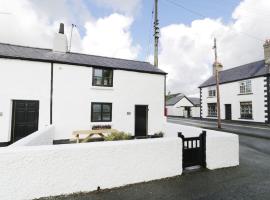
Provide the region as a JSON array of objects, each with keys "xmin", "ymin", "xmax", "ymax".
[
  {"xmin": 200, "ymin": 131, "xmax": 207, "ymax": 168},
  {"xmin": 178, "ymin": 132, "xmax": 184, "ymax": 169}
]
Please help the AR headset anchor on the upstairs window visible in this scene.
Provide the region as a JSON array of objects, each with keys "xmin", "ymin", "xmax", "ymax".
[
  {"xmin": 239, "ymin": 80, "xmax": 252, "ymax": 94},
  {"xmin": 208, "ymin": 103, "xmax": 217, "ymax": 117},
  {"xmin": 91, "ymin": 103, "xmax": 112, "ymax": 122},
  {"xmin": 92, "ymin": 68, "xmax": 113, "ymax": 87},
  {"xmin": 240, "ymin": 102, "xmax": 253, "ymax": 119},
  {"xmin": 208, "ymin": 87, "xmax": 216, "ymax": 97}
]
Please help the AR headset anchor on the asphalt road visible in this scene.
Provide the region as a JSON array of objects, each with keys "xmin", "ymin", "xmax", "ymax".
[
  {"xmin": 167, "ymin": 117, "xmax": 270, "ymax": 140},
  {"xmin": 40, "ymin": 120, "xmax": 270, "ymax": 200}
]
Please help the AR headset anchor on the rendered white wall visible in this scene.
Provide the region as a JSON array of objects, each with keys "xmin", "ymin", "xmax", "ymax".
[
  {"xmin": 53, "ymin": 64, "xmax": 165, "ymax": 140},
  {"xmin": 191, "ymin": 107, "xmax": 200, "ymax": 118},
  {"xmin": 0, "ymin": 59, "xmax": 51, "ymax": 143},
  {"xmin": 201, "ymin": 77, "xmax": 266, "ymax": 122},
  {"xmin": 0, "ymin": 138, "xmax": 182, "ymax": 200},
  {"xmin": 9, "ymin": 125, "xmax": 55, "ymax": 147},
  {"xmin": 164, "ymin": 122, "xmax": 239, "ymax": 170}
]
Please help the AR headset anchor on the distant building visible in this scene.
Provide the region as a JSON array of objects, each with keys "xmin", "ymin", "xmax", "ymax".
[
  {"xmin": 199, "ymin": 41, "xmax": 270, "ymax": 124},
  {"xmin": 166, "ymin": 93, "xmax": 200, "ymax": 118}
]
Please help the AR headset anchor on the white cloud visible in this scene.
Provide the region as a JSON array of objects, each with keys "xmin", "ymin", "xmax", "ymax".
[
  {"xmin": 93, "ymin": 0, "xmax": 142, "ymax": 15},
  {"xmin": 157, "ymin": 0, "xmax": 270, "ymax": 96},
  {"xmin": 0, "ymin": 0, "xmax": 139, "ymax": 59},
  {"xmin": 82, "ymin": 13, "xmax": 140, "ymax": 59}
]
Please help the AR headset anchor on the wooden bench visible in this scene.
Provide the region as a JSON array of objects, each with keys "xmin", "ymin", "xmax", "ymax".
[{"xmin": 72, "ymin": 129, "xmax": 118, "ymax": 143}]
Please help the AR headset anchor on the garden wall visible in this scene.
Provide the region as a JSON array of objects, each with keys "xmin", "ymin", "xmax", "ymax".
[
  {"xmin": 0, "ymin": 138, "xmax": 182, "ymax": 200},
  {"xmin": 165, "ymin": 122, "xmax": 239, "ymax": 170},
  {"xmin": 9, "ymin": 125, "xmax": 55, "ymax": 147}
]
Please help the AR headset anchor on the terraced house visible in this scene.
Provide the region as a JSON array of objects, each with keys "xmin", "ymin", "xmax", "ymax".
[
  {"xmin": 199, "ymin": 41, "xmax": 270, "ymax": 124},
  {"xmin": 0, "ymin": 24, "xmax": 167, "ymax": 146}
]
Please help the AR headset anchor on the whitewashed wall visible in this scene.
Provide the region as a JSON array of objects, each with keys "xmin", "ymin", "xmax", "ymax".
[
  {"xmin": 191, "ymin": 107, "xmax": 200, "ymax": 118},
  {"xmin": 9, "ymin": 125, "xmax": 55, "ymax": 147},
  {"xmin": 201, "ymin": 77, "xmax": 266, "ymax": 122},
  {"xmin": 0, "ymin": 138, "xmax": 182, "ymax": 200},
  {"xmin": 0, "ymin": 59, "xmax": 51, "ymax": 143},
  {"xmin": 165, "ymin": 122, "xmax": 239, "ymax": 170},
  {"xmin": 53, "ymin": 64, "xmax": 165, "ymax": 140}
]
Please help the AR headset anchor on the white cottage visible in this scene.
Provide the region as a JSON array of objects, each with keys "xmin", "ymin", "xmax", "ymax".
[
  {"xmin": 0, "ymin": 24, "xmax": 167, "ymax": 146},
  {"xmin": 166, "ymin": 93, "xmax": 200, "ymax": 118},
  {"xmin": 199, "ymin": 41, "xmax": 270, "ymax": 124}
]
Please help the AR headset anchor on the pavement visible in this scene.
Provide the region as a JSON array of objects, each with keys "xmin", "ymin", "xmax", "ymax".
[
  {"xmin": 39, "ymin": 119, "xmax": 270, "ymax": 200},
  {"xmin": 167, "ymin": 117, "xmax": 270, "ymax": 140}
]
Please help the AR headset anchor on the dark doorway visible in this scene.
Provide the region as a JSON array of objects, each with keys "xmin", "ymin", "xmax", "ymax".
[
  {"xmin": 225, "ymin": 104, "xmax": 232, "ymax": 120},
  {"xmin": 135, "ymin": 105, "xmax": 148, "ymax": 137},
  {"xmin": 184, "ymin": 107, "xmax": 191, "ymax": 118},
  {"xmin": 11, "ymin": 100, "xmax": 39, "ymax": 143}
]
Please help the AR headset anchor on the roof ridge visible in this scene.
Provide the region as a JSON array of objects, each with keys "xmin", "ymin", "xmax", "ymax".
[
  {"xmin": 0, "ymin": 42, "xmax": 151, "ymax": 65},
  {"xmin": 220, "ymin": 60, "xmax": 264, "ymax": 73}
]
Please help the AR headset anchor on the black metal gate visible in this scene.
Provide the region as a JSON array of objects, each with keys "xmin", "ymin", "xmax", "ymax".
[{"xmin": 178, "ymin": 131, "xmax": 206, "ymax": 169}]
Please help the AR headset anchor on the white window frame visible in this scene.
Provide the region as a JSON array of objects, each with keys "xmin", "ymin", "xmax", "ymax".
[
  {"xmin": 208, "ymin": 103, "xmax": 217, "ymax": 117},
  {"xmin": 208, "ymin": 87, "xmax": 216, "ymax": 97},
  {"xmin": 239, "ymin": 80, "xmax": 252, "ymax": 94},
  {"xmin": 240, "ymin": 101, "xmax": 253, "ymax": 119}
]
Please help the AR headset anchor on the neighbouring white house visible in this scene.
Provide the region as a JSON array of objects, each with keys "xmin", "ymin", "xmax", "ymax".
[
  {"xmin": 199, "ymin": 40, "xmax": 270, "ymax": 124},
  {"xmin": 0, "ymin": 23, "xmax": 167, "ymax": 146},
  {"xmin": 166, "ymin": 93, "xmax": 200, "ymax": 118}
]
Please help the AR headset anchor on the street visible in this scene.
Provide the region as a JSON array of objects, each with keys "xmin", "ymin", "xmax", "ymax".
[
  {"xmin": 40, "ymin": 119, "xmax": 270, "ymax": 200},
  {"xmin": 168, "ymin": 117, "xmax": 270, "ymax": 140}
]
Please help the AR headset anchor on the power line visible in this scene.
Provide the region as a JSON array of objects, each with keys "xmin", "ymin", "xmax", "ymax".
[{"xmin": 162, "ymin": 0, "xmax": 265, "ymax": 42}]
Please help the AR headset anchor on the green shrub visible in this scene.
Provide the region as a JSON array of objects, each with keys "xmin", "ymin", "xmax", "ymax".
[
  {"xmin": 153, "ymin": 131, "xmax": 164, "ymax": 137},
  {"xmin": 104, "ymin": 131, "xmax": 132, "ymax": 141}
]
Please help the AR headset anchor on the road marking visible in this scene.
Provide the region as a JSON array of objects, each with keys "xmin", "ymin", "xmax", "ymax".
[{"xmin": 168, "ymin": 118, "xmax": 270, "ymax": 131}]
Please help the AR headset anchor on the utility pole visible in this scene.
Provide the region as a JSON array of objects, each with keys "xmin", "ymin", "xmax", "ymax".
[
  {"xmin": 154, "ymin": 0, "xmax": 159, "ymax": 67},
  {"xmin": 213, "ymin": 38, "xmax": 222, "ymax": 129}
]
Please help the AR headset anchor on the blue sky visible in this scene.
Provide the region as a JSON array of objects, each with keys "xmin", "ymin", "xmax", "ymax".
[{"xmin": 84, "ymin": 0, "xmax": 241, "ymax": 60}]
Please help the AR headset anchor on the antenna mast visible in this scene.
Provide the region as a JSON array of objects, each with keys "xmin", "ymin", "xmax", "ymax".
[
  {"xmin": 154, "ymin": 0, "xmax": 159, "ymax": 67},
  {"xmin": 69, "ymin": 24, "xmax": 76, "ymax": 52}
]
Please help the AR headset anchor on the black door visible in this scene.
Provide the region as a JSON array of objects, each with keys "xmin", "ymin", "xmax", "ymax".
[
  {"xmin": 135, "ymin": 105, "xmax": 148, "ymax": 137},
  {"xmin": 225, "ymin": 104, "xmax": 232, "ymax": 120},
  {"xmin": 11, "ymin": 100, "xmax": 39, "ymax": 142}
]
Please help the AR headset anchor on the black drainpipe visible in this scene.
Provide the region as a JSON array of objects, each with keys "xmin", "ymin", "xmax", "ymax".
[{"xmin": 50, "ymin": 63, "xmax": 54, "ymax": 125}]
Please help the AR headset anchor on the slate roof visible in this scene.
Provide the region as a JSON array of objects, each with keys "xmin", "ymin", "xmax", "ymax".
[
  {"xmin": 166, "ymin": 94, "xmax": 185, "ymax": 106},
  {"xmin": 199, "ymin": 60, "xmax": 268, "ymax": 88},
  {"xmin": 0, "ymin": 43, "xmax": 166, "ymax": 75},
  {"xmin": 188, "ymin": 97, "xmax": 200, "ymax": 106}
]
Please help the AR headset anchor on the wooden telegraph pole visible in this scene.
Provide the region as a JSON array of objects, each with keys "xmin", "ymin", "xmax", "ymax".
[
  {"xmin": 154, "ymin": 0, "xmax": 159, "ymax": 67},
  {"xmin": 213, "ymin": 38, "xmax": 222, "ymax": 129}
]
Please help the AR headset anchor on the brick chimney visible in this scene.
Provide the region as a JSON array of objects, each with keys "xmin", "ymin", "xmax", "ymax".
[{"xmin": 53, "ymin": 23, "xmax": 68, "ymax": 53}]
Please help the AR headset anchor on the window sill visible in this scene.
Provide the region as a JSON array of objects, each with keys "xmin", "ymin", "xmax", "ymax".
[
  {"xmin": 238, "ymin": 118, "xmax": 253, "ymax": 120},
  {"xmin": 207, "ymin": 96, "xmax": 216, "ymax": 98},
  {"xmin": 91, "ymin": 86, "xmax": 114, "ymax": 91},
  {"xmin": 206, "ymin": 116, "xmax": 217, "ymax": 118},
  {"xmin": 238, "ymin": 93, "xmax": 253, "ymax": 96}
]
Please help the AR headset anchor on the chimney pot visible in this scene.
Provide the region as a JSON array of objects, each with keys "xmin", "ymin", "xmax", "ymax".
[
  {"xmin": 59, "ymin": 23, "xmax": 65, "ymax": 34},
  {"xmin": 263, "ymin": 40, "xmax": 270, "ymax": 73}
]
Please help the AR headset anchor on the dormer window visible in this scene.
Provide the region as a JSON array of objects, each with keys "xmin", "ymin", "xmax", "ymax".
[
  {"xmin": 239, "ymin": 80, "xmax": 252, "ymax": 94},
  {"xmin": 208, "ymin": 87, "xmax": 216, "ymax": 97},
  {"xmin": 92, "ymin": 68, "xmax": 113, "ymax": 87}
]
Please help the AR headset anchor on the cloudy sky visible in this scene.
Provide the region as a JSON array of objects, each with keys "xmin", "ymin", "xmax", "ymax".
[{"xmin": 1, "ymin": 0, "xmax": 270, "ymax": 96}]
